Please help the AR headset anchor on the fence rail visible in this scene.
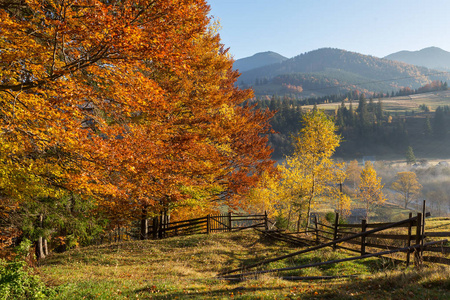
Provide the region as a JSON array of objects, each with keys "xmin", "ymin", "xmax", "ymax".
[
  {"xmin": 142, "ymin": 212, "xmax": 268, "ymax": 240},
  {"xmin": 218, "ymin": 207, "xmax": 448, "ymax": 280},
  {"xmin": 302, "ymin": 210, "xmax": 450, "ymax": 267}
]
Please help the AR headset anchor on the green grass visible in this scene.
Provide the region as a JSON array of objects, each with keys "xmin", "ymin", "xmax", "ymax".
[
  {"xmin": 304, "ymin": 90, "xmax": 450, "ymax": 114},
  {"xmin": 36, "ymin": 230, "xmax": 450, "ymax": 299}
]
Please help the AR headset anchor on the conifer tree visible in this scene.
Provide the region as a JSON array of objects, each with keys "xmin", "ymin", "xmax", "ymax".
[
  {"xmin": 405, "ymin": 146, "xmax": 416, "ymax": 165},
  {"xmin": 423, "ymin": 116, "xmax": 432, "ymax": 136}
]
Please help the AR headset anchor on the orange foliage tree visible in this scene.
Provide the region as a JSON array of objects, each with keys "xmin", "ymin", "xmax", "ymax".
[{"xmin": 0, "ymin": 0, "xmax": 274, "ymax": 245}]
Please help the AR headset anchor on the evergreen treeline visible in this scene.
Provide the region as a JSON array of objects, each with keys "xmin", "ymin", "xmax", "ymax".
[{"xmin": 257, "ymin": 82, "xmax": 450, "ymax": 159}]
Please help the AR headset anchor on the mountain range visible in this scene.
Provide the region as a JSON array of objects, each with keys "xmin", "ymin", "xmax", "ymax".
[
  {"xmin": 384, "ymin": 47, "xmax": 450, "ymax": 71},
  {"xmin": 233, "ymin": 51, "xmax": 288, "ymax": 72},
  {"xmin": 234, "ymin": 47, "xmax": 450, "ymax": 98}
]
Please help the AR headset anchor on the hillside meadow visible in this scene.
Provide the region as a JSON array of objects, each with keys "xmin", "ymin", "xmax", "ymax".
[
  {"xmin": 36, "ymin": 228, "xmax": 450, "ymax": 299},
  {"xmin": 302, "ymin": 90, "xmax": 450, "ymax": 113}
]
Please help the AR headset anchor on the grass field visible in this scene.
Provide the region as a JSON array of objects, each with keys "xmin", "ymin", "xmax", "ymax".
[
  {"xmin": 302, "ymin": 90, "xmax": 450, "ymax": 113},
  {"xmin": 38, "ymin": 229, "xmax": 450, "ymax": 299}
]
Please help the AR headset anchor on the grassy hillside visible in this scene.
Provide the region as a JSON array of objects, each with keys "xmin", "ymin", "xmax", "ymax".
[
  {"xmin": 302, "ymin": 90, "xmax": 450, "ymax": 113},
  {"xmin": 38, "ymin": 230, "xmax": 450, "ymax": 299}
]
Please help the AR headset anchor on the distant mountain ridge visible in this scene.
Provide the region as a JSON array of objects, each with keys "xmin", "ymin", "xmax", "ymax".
[
  {"xmin": 233, "ymin": 51, "xmax": 288, "ymax": 72},
  {"xmin": 384, "ymin": 47, "xmax": 450, "ymax": 71},
  {"xmin": 236, "ymin": 48, "xmax": 450, "ymax": 98}
]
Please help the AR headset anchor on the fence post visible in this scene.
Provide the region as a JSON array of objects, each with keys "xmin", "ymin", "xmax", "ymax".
[
  {"xmin": 207, "ymin": 214, "xmax": 211, "ymax": 234},
  {"xmin": 406, "ymin": 213, "xmax": 413, "ymax": 266},
  {"xmin": 414, "ymin": 213, "xmax": 422, "ymax": 266},
  {"xmin": 228, "ymin": 212, "xmax": 232, "ymax": 232},
  {"xmin": 406, "ymin": 212, "xmax": 413, "ymax": 266},
  {"xmin": 421, "ymin": 200, "xmax": 426, "ymax": 259},
  {"xmin": 264, "ymin": 211, "xmax": 268, "ymax": 231},
  {"xmin": 361, "ymin": 219, "xmax": 367, "ymax": 255},
  {"xmin": 333, "ymin": 213, "xmax": 339, "ymax": 251},
  {"xmin": 314, "ymin": 215, "xmax": 319, "ymax": 244}
]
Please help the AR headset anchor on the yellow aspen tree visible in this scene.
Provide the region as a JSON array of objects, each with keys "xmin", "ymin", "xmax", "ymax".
[
  {"xmin": 246, "ymin": 171, "xmax": 286, "ymax": 220},
  {"xmin": 391, "ymin": 171, "xmax": 422, "ymax": 209},
  {"xmin": 280, "ymin": 111, "xmax": 342, "ymax": 229},
  {"xmin": 331, "ymin": 162, "xmax": 351, "ymax": 218},
  {"xmin": 346, "ymin": 159, "xmax": 362, "ymax": 193},
  {"xmin": 358, "ymin": 161, "xmax": 386, "ymax": 222}
]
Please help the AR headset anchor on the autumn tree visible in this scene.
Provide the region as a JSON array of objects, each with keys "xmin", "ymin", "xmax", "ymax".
[
  {"xmin": 0, "ymin": 0, "xmax": 274, "ymax": 250},
  {"xmin": 391, "ymin": 172, "xmax": 422, "ymax": 209},
  {"xmin": 277, "ymin": 111, "xmax": 343, "ymax": 229},
  {"xmin": 331, "ymin": 163, "xmax": 351, "ymax": 218},
  {"xmin": 0, "ymin": 0, "xmax": 214, "ymax": 251},
  {"xmin": 247, "ymin": 171, "xmax": 285, "ymax": 222},
  {"xmin": 345, "ymin": 159, "xmax": 362, "ymax": 193},
  {"xmin": 358, "ymin": 162, "xmax": 386, "ymax": 222}
]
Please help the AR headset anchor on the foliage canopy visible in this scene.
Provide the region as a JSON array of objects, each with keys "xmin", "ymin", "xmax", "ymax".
[{"xmin": 0, "ymin": 0, "xmax": 274, "ymax": 253}]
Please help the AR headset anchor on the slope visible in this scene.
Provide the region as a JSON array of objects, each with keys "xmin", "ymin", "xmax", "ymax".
[
  {"xmin": 233, "ymin": 51, "xmax": 288, "ymax": 72},
  {"xmin": 238, "ymin": 48, "xmax": 450, "ymax": 98},
  {"xmin": 37, "ymin": 230, "xmax": 450, "ymax": 299},
  {"xmin": 385, "ymin": 47, "xmax": 450, "ymax": 71}
]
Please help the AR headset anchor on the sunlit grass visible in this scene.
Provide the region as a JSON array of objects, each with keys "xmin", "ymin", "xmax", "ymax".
[
  {"xmin": 38, "ymin": 230, "xmax": 450, "ymax": 299},
  {"xmin": 304, "ymin": 90, "xmax": 450, "ymax": 114}
]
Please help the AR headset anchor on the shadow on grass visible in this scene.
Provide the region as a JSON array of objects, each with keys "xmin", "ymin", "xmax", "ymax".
[
  {"xmin": 314, "ymin": 267, "xmax": 450, "ymax": 300},
  {"xmin": 129, "ymin": 284, "xmax": 286, "ymax": 299}
]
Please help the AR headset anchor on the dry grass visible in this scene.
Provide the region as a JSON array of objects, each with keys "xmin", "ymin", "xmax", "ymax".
[
  {"xmin": 38, "ymin": 230, "xmax": 450, "ymax": 299},
  {"xmin": 303, "ymin": 90, "xmax": 450, "ymax": 114}
]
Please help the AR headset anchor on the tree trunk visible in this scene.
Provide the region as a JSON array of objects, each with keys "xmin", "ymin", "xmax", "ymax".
[
  {"xmin": 36, "ymin": 214, "xmax": 46, "ymax": 260},
  {"xmin": 152, "ymin": 217, "xmax": 158, "ymax": 239},
  {"xmin": 365, "ymin": 199, "xmax": 370, "ymax": 223},
  {"xmin": 140, "ymin": 208, "xmax": 148, "ymax": 240},
  {"xmin": 404, "ymin": 192, "xmax": 409, "ymax": 209},
  {"xmin": 306, "ymin": 198, "xmax": 312, "ymax": 230},
  {"xmin": 43, "ymin": 238, "xmax": 48, "ymax": 256},
  {"xmin": 305, "ymin": 176, "xmax": 315, "ymax": 230},
  {"xmin": 297, "ymin": 212, "xmax": 302, "ymax": 232},
  {"xmin": 287, "ymin": 206, "xmax": 292, "ymax": 230}
]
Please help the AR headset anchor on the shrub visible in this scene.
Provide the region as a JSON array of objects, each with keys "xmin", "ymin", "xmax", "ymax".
[
  {"xmin": 325, "ymin": 212, "xmax": 348, "ymax": 225},
  {"xmin": 325, "ymin": 212, "xmax": 335, "ymax": 224},
  {"xmin": 274, "ymin": 215, "xmax": 289, "ymax": 230},
  {"xmin": 0, "ymin": 259, "xmax": 54, "ymax": 300}
]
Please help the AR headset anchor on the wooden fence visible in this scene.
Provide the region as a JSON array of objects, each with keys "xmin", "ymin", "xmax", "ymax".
[
  {"xmin": 92, "ymin": 212, "xmax": 269, "ymax": 244},
  {"xmin": 306, "ymin": 212, "xmax": 450, "ymax": 266},
  {"xmin": 144, "ymin": 212, "xmax": 269, "ymax": 240},
  {"xmin": 219, "ymin": 212, "xmax": 449, "ymax": 280}
]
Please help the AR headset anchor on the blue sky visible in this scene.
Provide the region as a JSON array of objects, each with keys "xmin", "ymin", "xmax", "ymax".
[{"xmin": 207, "ymin": 0, "xmax": 450, "ymax": 60}]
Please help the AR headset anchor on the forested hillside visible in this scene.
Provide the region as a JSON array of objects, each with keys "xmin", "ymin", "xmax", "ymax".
[
  {"xmin": 233, "ymin": 51, "xmax": 287, "ymax": 72},
  {"xmin": 239, "ymin": 48, "xmax": 450, "ymax": 98},
  {"xmin": 257, "ymin": 86, "xmax": 450, "ymax": 159}
]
